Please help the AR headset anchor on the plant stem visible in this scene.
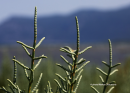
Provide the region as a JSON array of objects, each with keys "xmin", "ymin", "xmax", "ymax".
[
  {"xmin": 70, "ymin": 16, "xmax": 80, "ymax": 93},
  {"xmin": 28, "ymin": 6, "xmax": 37, "ymax": 93}
]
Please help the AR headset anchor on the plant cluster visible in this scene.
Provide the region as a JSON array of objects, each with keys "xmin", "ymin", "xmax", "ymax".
[{"xmin": 0, "ymin": 6, "xmax": 121, "ymax": 93}]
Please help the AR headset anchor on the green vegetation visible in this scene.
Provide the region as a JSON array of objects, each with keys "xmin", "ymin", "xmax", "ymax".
[{"xmin": 1, "ymin": 6, "xmax": 130, "ymax": 93}]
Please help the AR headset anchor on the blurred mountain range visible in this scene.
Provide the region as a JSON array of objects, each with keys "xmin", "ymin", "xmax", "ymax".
[{"xmin": 0, "ymin": 6, "xmax": 130, "ymax": 45}]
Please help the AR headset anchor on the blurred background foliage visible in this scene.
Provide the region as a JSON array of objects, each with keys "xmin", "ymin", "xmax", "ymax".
[{"xmin": 0, "ymin": 45, "xmax": 130, "ymax": 93}]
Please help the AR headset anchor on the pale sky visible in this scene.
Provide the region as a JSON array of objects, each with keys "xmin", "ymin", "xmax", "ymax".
[{"xmin": 0, "ymin": 0, "xmax": 130, "ymax": 25}]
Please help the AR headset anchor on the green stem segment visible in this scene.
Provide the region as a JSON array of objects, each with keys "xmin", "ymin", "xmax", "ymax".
[
  {"xmin": 70, "ymin": 16, "xmax": 80, "ymax": 93},
  {"xmin": 28, "ymin": 6, "xmax": 37, "ymax": 93},
  {"xmin": 102, "ymin": 39, "xmax": 112, "ymax": 93}
]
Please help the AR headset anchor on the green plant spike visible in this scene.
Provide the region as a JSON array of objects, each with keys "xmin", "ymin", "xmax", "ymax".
[
  {"xmin": 52, "ymin": 16, "xmax": 91, "ymax": 93},
  {"xmin": 0, "ymin": 56, "xmax": 20, "ymax": 93},
  {"xmin": 0, "ymin": 6, "xmax": 48, "ymax": 93},
  {"xmin": 27, "ymin": 6, "xmax": 47, "ymax": 93},
  {"xmin": 91, "ymin": 39, "xmax": 121, "ymax": 93},
  {"xmin": 13, "ymin": 56, "xmax": 17, "ymax": 93}
]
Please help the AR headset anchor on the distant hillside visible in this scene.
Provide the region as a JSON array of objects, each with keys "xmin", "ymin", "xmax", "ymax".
[{"xmin": 0, "ymin": 6, "xmax": 130, "ymax": 45}]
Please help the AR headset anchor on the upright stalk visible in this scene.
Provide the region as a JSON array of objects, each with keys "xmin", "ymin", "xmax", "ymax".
[
  {"xmin": 28, "ymin": 6, "xmax": 37, "ymax": 93},
  {"xmin": 70, "ymin": 16, "xmax": 80, "ymax": 92}
]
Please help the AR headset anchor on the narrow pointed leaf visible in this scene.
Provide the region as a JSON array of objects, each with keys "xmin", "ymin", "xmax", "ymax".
[
  {"xmin": 33, "ymin": 55, "xmax": 47, "ymax": 60},
  {"xmin": 63, "ymin": 46, "xmax": 73, "ymax": 52},
  {"xmin": 35, "ymin": 37, "xmax": 45, "ymax": 48},
  {"xmin": 0, "ymin": 87, "xmax": 10, "ymax": 93},
  {"xmin": 55, "ymin": 73, "xmax": 66, "ymax": 81},
  {"xmin": 109, "ymin": 69, "xmax": 118, "ymax": 76},
  {"xmin": 76, "ymin": 58, "xmax": 86, "ymax": 65},
  {"xmin": 12, "ymin": 59, "xmax": 30, "ymax": 70},
  {"xmin": 102, "ymin": 61, "xmax": 109, "ymax": 67},
  {"xmin": 107, "ymin": 87, "xmax": 114, "ymax": 93},
  {"xmin": 108, "ymin": 81, "xmax": 116, "ymax": 84},
  {"xmin": 91, "ymin": 86, "xmax": 100, "ymax": 93},
  {"xmin": 74, "ymin": 75, "xmax": 82, "ymax": 93},
  {"xmin": 22, "ymin": 45, "xmax": 32, "ymax": 57},
  {"xmin": 78, "ymin": 46, "xmax": 92, "ymax": 55},
  {"xmin": 75, "ymin": 61, "xmax": 90, "ymax": 73},
  {"xmin": 24, "ymin": 69, "xmax": 30, "ymax": 80},
  {"xmin": 17, "ymin": 41, "xmax": 34, "ymax": 49},
  {"xmin": 32, "ymin": 73, "xmax": 43, "ymax": 93},
  {"xmin": 111, "ymin": 63, "xmax": 121, "ymax": 68},
  {"xmin": 75, "ymin": 69, "xmax": 83, "ymax": 80},
  {"xmin": 99, "ymin": 75, "xmax": 104, "ymax": 83},
  {"xmin": 56, "ymin": 63, "xmax": 71, "ymax": 72},
  {"xmin": 60, "ymin": 55, "xmax": 72, "ymax": 66},
  {"xmin": 7, "ymin": 79, "xmax": 17, "ymax": 89},
  {"xmin": 54, "ymin": 79, "xmax": 61, "ymax": 88},
  {"xmin": 34, "ymin": 58, "xmax": 42, "ymax": 70},
  {"xmin": 68, "ymin": 65, "xmax": 71, "ymax": 71},
  {"xmin": 60, "ymin": 48, "xmax": 75, "ymax": 55},
  {"xmin": 65, "ymin": 71, "xmax": 71, "ymax": 80},
  {"xmin": 96, "ymin": 67, "xmax": 108, "ymax": 76}
]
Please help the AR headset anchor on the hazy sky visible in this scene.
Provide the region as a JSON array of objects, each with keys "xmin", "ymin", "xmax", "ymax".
[{"xmin": 0, "ymin": 0, "xmax": 130, "ymax": 24}]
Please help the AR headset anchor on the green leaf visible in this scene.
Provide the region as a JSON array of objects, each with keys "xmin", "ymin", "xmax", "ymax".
[
  {"xmin": 35, "ymin": 37, "xmax": 45, "ymax": 48},
  {"xmin": 17, "ymin": 41, "xmax": 34, "ymax": 49},
  {"xmin": 74, "ymin": 75, "xmax": 82, "ymax": 93},
  {"xmin": 96, "ymin": 67, "xmax": 108, "ymax": 76},
  {"xmin": 22, "ymin": 45, "xmax": 32, "ymax": 58},
  {"xmin": 111, "ymin": 63, "xmax": 121, "ymax": 68},
  {"xmin": 33, "ymin": 55, "xmax": 47, "ymax": 60},
  {"xmin": 91, "ymin": 86, "xmax": 100, "ymax": 93},
  {"xmin": 60, "ymin": 55, "xmax": 72, "ymax": 66},
  {"xmin": 109, "ymin": 69, "xmax": 118, "ymax": 76},
  {"xmin": 78, "ymin": 46, "xmax": 92, "ymax": 55},
  {"xmin": 32, "ymin": 73, "xmax": 43, "ymax": 93},
  {"xmin": 102, "ymin": 61, "xmax": 109, "ymax": 67},
  {"xmin": 76, "ymin": 58, "xmax": 86, "ymax": 65},
  {"xmin": 107, "ymin": 87, "xmax": 114, "ymax": 93},
  {"xmin": 56, "ymin": 63, "xmax": 71, "ymax": 73},
  {"xmin": 99, "ymin": 75, "xmax": 104, "ymax": 83},
  {"xmin": 75, "ymin": 61, "xmax": 90, "ymax": 73},
  {"xmin": 12, "ymin": 59, "xmax": 30, "ymax": 70}
]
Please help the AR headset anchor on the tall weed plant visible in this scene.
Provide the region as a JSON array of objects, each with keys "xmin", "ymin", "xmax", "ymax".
[{"xmin": 0, "ymin": 6, "xmax": 123, "ymax": 93}]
